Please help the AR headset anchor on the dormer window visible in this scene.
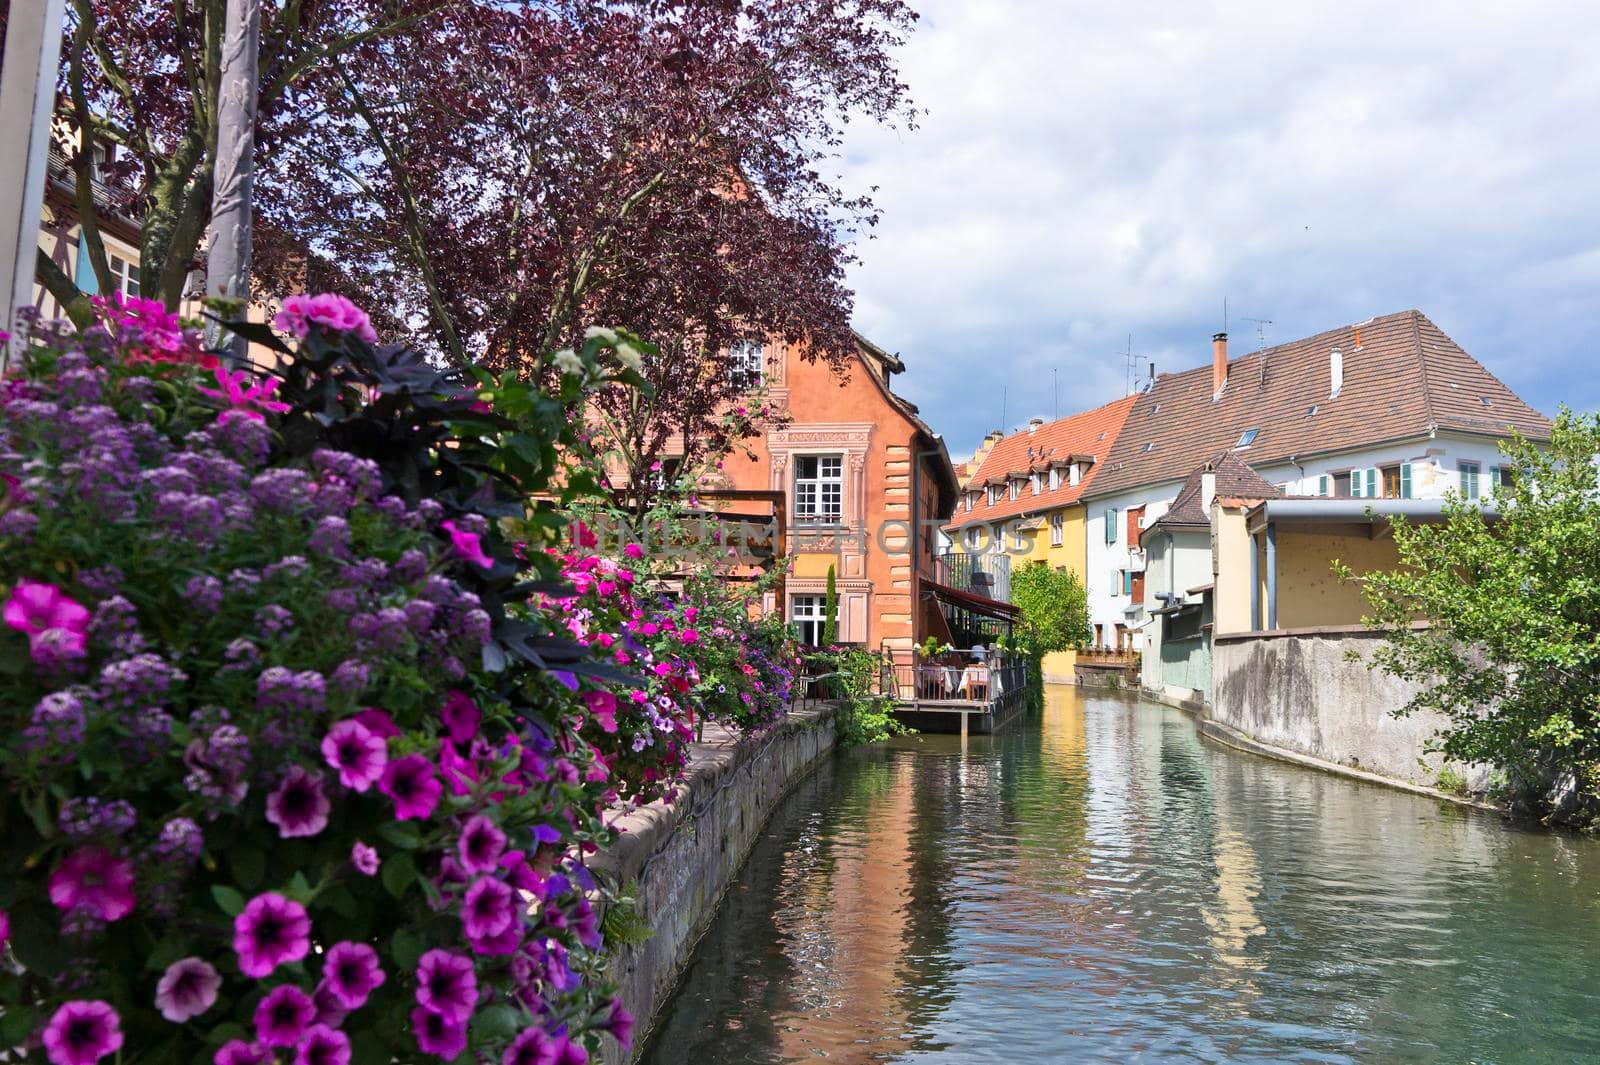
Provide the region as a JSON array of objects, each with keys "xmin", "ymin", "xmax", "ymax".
[
  {"xmin": 1235, "ymin": 428, "xmax": 1259, "ymax": 449},
  {"xmin": 1069, "ymin": 463, "xmax": 1081, "ymax": 487},
  {"xmin": 1049, "ymin": 467, "xmax": 1060, "ymax": 491},
  {"xmin": 1008, "ymin": 478, "xmax": 1021, "ymax": 501},
  {"xmin": 728, "ymin": 340, "xmax": 765, "ymax": 390},
  {"xmin": 1030, "ymin": 472, "xmax": 1042, "ymax": 495}
]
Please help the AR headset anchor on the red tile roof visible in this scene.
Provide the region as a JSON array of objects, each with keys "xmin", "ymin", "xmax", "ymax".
[
  {"xmin": 1146, "ymin": 451, "xmax": 1282, "ymax": 534},
  {"xmin": 948, "ymin": 395, "xmax": 1138, "ymax": 530},
  {"xmin": 1085, "ymin": 310, "xmax": 1551, "ymax": 499}
]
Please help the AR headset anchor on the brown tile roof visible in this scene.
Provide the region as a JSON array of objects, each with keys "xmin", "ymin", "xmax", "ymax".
[
  {"xmin": 947, "ymin": 395, "xmax": 1138, "ymax": 530},
  {"xmin": 1085, "ymin": 310, "xmax": 1551, "ymax": 499},
  {"xmin": 1147, "ymin": 451, "xmax": 1281, "ymax": 533}
]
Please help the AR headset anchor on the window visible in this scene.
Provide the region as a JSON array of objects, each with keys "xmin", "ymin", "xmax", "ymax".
[
  {"xmin": 110, "ymin": 254, "xmax": 139, "ymax": 299},
  {"xmin": 1318, "ymin": 474, "xmax": 1330, "ymax": 497},
  {"xmin": 1008, "ymin": 478, "xmax": 1021, "ymax": 501},
  {"xmin": 645, "ymin": 457, "xmax": 681, "ymax": 491},
  {"xmin": 1050, "ymin": 511, "xmax": 1064, "ymax": 547},
  {"xmin": 1140, "ymin": 442, "xmax": 1154, "ymax": 454},
  {"xmin": 965, "ymin": 527, "xmax": 981, "ymax": 552},
  {"xmin": 987, "ymin": 484, "xmax": 1000, "ymax": 506},
  {"xmin": 1235, "ymin": 428, "xmax": 1259, "ymax": 449},
  {"xmin": 1049, "ymin": 467, "xmax": 1060, "ymax": 491},
  {"xmin": 1104, "ymin": 508, "xmax": 1118, "ymax": 544},
  {"xmin": 728, "ymin": 340, "xmax": 765, "ymax": 390},
  {"xmin": 1030, "ymin": 472, "xmax": 1042, "ymax": 495},
  {"xmin": 1306, "ymin": 405, "xmax": 1319, "ymax": 417},
  {"xmin": 1488, "ymin": 465, "xmax": 1515, "ymax": 491},
  {"xmin": 1332, "ymin": 471, "xmax": 1352, "ymax": 498},
  {"xmin": 1459, "ymin": 461, "xmax": 1481, "ymax": 500},
  {"xmin": 794, "ymin": 455, "xmax": 843, "ymax": 523},
  {"xmin": 1387, "ymin": 463, "xmax": 1412, "ymax": 499},
  {"xmin": 790, "ymin": 595, "xmax": 826, "ymax": 647},
  {"xmin": 1148, "ymin": 403, "xmax": 1160, "ymax": 415},
  {"xmin": 964, "ymin": 492, "xmax": 973, "ymax": 513},
  {"xmin": 991, "ymin": 523, "xmax": 1006, "ymax": 555},
  {"xmin": 1069, "ymin": 463, "xmax": 1081, "ymax": 487}
]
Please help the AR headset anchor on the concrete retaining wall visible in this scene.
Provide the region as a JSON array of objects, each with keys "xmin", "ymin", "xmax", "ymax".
[
  {"xmin": 592, "ymin": 704, "xmax": 837, "ymax": 1063},
  {"xmin": 1211, "ymin": 628, "xmax": 1488, "ymax": 793}
]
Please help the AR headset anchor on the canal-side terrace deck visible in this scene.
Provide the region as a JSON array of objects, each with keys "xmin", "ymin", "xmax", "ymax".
[{"xmin": 882, "ymin": 648, "xmax": 1029, "ymax": 735}]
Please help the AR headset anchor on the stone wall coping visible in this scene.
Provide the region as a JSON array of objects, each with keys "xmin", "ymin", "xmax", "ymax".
[
  {"xmin": 1214, "ymin": 621, "xmax": 1430, "ymax": 644},
  {"xmin": 590, "ymin": 702, "xmax": 838, "ymax": 885}
]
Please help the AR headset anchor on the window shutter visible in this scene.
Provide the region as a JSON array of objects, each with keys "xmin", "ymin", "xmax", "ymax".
[
  {"xmin": 1111, "ymin": 569, "xmax": 1120, "ymax": 595},
  {"xmin": 1488, "ymin": 466, "xmax": 1500, "ymax": 493},
  {"xmin": 1351, "ymin": 472, "xmax": 1363, "ymax": 498},
  {"xmin": 1400, "ymin": 463, "xmax": 1412, "ymax": 499},
  {"xmin": 1318, "ymin": 475, "xmax": 1329, "ymax": 497},
  {"xmin": 1365, "ymin": 468, "xmax": 1378, "ymax": 497},
  {"xmin": 1105, "ymin": 508, "xmax": 1118, "ymax": 544}
]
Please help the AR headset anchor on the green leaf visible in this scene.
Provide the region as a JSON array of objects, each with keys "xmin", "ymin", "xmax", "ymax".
[
  {"xmin": 381, "ymin": 852, "xmax": 416, "ymax": 899},
  {"xmin": 470, "ymin": 1003, "xmax": 522, "ymax": 1041},
  {"xmin": 377, "ymin": 822, "xmax": 422, "ymax": 850},
  {"xmin": 0, "ymin": 1006, "xmax": 35, "ymax": 1044},
  {"xmin": 390, "ymin": 927, "xmax": 424, "ymax": 970},
  {"xmin": 211, "ymin": 884, "xmax": 247, "ymax": 917},
  {"xmin": 285, "ymin": 871, "xmax": 314, "ymax": 904}
]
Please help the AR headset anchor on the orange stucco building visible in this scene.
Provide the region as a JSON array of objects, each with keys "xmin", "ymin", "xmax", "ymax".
[{"xmin": 707, "ymin": 335, "xmax": 960, "ymax": 652}]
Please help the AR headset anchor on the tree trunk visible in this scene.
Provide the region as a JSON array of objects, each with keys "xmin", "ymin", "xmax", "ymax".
[{"xmin": 205, "ymin": 0, "xmax": 260, "ymax": 362}]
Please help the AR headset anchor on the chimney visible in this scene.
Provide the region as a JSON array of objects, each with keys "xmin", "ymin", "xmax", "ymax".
[
  {"xmin": 1330, "ymin": 348, "xmax": 1344, "ymax": 398},
  {"xmin": 1201, "ymin": 469, "xmax": 1217, "ymax": 511},
  {"xmin": 1211, "ymin": 332, "xmax": 1228, "ymax": 397},
  {"xmin": 1028, "ymin": 417, "xmax": 1044, "ymax": 434}
]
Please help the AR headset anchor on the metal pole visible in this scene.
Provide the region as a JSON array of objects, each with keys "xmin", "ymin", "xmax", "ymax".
[
  {"xmin": 1265, "ymin": 521, "xmax": 1278, "ymax": 630},
  {"xmin": 0, "ymin": 0, "xmax": 67, "ymax": 367},
  {"xmin": 205, "ymin": 0, "xmax": 260, "ymax": 364}
]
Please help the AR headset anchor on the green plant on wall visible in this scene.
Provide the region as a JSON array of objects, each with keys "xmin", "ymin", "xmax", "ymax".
[
  {"xmin": 803, "ymin": 646, "xmax": 906, "ymax": 746},
  {"xmin": 823, "ymin": 563, "xmax": 839, "ymax": 646}
]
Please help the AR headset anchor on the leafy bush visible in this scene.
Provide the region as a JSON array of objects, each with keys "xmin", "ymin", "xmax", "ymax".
[
  {"xmin": 0, "ymin": 297, "xmax": 661, "ymax": 1064},
  {"xmin": 802, "ymin": 647, "xmax": 905, "ymax": 747}
]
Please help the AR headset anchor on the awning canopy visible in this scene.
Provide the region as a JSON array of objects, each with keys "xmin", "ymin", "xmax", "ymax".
[{"xmin": 922, "ymin": 578, "xmax": 1020, "ymax": 620}]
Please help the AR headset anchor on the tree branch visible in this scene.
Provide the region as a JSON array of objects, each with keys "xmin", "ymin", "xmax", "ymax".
[{"xmin": 35, "ymin": 249, "xmax": 94, "ymax": 327}]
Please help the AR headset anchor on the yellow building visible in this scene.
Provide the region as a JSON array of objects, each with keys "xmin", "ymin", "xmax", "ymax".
[{"xmin": 946, "ymin": 396, "xmax": 1138, "ymax": 680}]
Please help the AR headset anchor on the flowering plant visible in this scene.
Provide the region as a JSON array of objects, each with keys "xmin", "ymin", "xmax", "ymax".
[{"xmin": 0, "ymin": 300, "xmax": 653, "ymax": 1064}]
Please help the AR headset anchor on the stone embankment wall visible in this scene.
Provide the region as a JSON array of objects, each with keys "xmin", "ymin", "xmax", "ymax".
[
  {"xmin": 1210, "ymin": 627, "xmax": 1490, "ymax": 794},
  {"xmin": 593, "ymin": 704, "xmax": 837, "ymax": 1064}
]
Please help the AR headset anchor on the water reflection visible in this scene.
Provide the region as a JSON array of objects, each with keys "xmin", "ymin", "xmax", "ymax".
[{"xmin": 644, "ymin": 687, "xmax": 1600, "ymax": 1064}]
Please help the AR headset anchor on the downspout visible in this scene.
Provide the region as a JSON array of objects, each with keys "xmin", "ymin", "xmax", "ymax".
[
  {"xmin": 1249, "ymin": 530, "xmax": 1260, "ymax": 631},
  {"xmin": 910, "ymin": 435, "xmax": 921, "ymax": 654},
  {"xmin": 1265, "ymin": 521, "xmax": 1278, "ymax": 630}
]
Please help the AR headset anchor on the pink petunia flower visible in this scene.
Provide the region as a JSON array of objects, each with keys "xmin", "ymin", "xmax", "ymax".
[
  {"xmin": 602, "ymin": 996, "xmax": 635, "ymax": 1050},
  {"xmin": 265, "ymin": 766, "xmax": 331, "ymax": 838},
  {"xmin": 439, "ymin": 690, "xmax": 481, "ymax": 744},
  {"xmin": 322, "ymin": 719, "xmax": 387, "ymax": 792},
  {"xmin": 42, "ymin": 1000, "xmax": 123, "ymax": 1065},
  {"xmin": 294, "ymin": 1024, "xmax": 351, "ymax": 1065},
  {"xmin": 414, "ymin": 949, "xmax": 477, "ymax": 1024},
  {"xmin": 155, "ymin": 957, "xmax": 221, "ymax": 1023},
  {"xmin": 254, "ymin": 984, "xmax": 315, "ymax": 1047},
  {"xmin": 411, "ymin": 1006, "xmax": 467, "ymax": 1060},
  {"xmin": 623, "ymin": 542, "xmax": 644, "ymax": 560},
  {"xmin": 438, "ymin": 740, "xmax": 478, "ymax": 798},
  {"xmin": 439, "ymin": 520, "xmax": 493, "ymax": 569},
  {"xmin": 274, "ymin": 292, "xmax": 379, "ymax": 345},
  {"xmin": 214, "ymin": 1040, "xmax": 273, "ymax": 1065},
  {"xmin": 0, "ymin": 907, "xmax": 8, "ymax": 948},
  {"xmin": 233, "ymin": 892, "xmax": 311, "ymax": 978},
  {"xmin": 380, "ymin": 754, "xmax": 442, "ymax": 820},
  {"xmin": 48, "ymin": 847, "xmax": 136, "ymax": 922},
  {"xmin": 197, "ymin": 367, "xmax": 292, "ymax": 424},
  {"xmin": 461, "ymin": 876, "xmax": 516, "ymax": 941},
  {"xmin": 582, "ymin": 690, "xmax": 619, "ymax": 734},
  {"xmin": 458, "ymin": 815, "xmax": 506, "ymax": 874},
  {"xmin": 4, "ymin": 579, "xmax": 90, "ymax": 663},
  {"xmin": 351, "ymin": 707, "xmax": 401, "ymax": 738},
  {"xmin": 467, "ymin": 920, "xmax": 523, "ymax": 957},
  {"xmin": 350, "ymin": 842, "xmax": 380, "ymax": 876},
  {"xmin": 320, "ymin": 941, "xmax": 386, "ymax": 1011},
  {"xmin": 504, "ymin": 1027, "xmax": 557, "ymax": 1065}
]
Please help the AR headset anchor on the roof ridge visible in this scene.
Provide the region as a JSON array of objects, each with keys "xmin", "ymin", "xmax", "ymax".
[{"xmin": 1408, "ymin": 310, "xmax": 1437, "ymax": 429}]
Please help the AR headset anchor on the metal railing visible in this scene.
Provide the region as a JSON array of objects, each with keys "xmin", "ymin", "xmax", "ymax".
[
  {"xmin": 880, "ymin": 647, "xmax": 1027, "ymax": 707},
  {"xmin": 933, "ymin": 551, "xmax": 1012, "ymax": 602}
]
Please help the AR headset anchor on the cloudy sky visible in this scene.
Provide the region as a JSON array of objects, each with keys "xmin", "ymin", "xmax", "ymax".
[{"xmin": 838, "ymin": 0, "xmax": 1600, "ymax": 459}]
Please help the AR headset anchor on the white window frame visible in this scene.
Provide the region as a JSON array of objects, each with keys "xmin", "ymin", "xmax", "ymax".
[
  {"xmin": 728, "ymin": 339, "xmax": 765, "ymax": 390},
  {"xmin": 1069, "ymin": 463, "xmax": 1081, "ymax": 487},
  {"xmin": 965, "ymin": 527, "xmax": 981, "ymax": 552},
  {"xmin": 1049, "ymin": 467, "xmax": 1060, "ymax": 491},
  {"xmin": 1008, "ymin": 478, "xmax": 1021, "ymax": 501},
  {"xmin": 794, "ymin": 454, "xmax": 843, "ymax": 524},
  {"xmin": 1030, "ymin": 472, "xmax": 1042, "ymax": 495},
  {"xmin": 110, "ymin": 253, "xmax": 139, "ymax": 299},
  {"xmin": 1459, "ymin": 460, "xmax": 1481, "ymax": 500},
  {"xmin": 790, "ymin": 595, "xmax": 827, "ymax": 647},
  {"xmin": 1049, "ymin": 511, "xmax": 1064, "ymax": 547}
]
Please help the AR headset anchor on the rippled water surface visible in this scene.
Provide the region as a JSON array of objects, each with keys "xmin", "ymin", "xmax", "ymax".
[{"xmin": 642, "ymin": 687, "xmax": 1600, "ymax": 1064}]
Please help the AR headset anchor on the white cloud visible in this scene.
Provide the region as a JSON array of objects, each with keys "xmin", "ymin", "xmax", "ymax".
[{"xmin": 841, "ymin": 0, "xmax": 1600, "ymax": 458}]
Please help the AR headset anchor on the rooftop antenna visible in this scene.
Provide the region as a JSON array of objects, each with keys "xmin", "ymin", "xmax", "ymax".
[
  {"xmin": 1053, "ymin": 368, "xmax": 1059, "ymax": 420},
  {"xmin": 1244, "ymin": 316, "xmax": 1273, "ymax": 386},
  {"xmin": 1000, "ymin": 385, "xmax": 1008, "ymax": 434},
  {"xmin": 1222, "ymin": 296, "xmax": 1229, "ymax": 335},
  {"xmin": 1120, "ymin": 333, "xmax": 1149, "ymax": 396}
]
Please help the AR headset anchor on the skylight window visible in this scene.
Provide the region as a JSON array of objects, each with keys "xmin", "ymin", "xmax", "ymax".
[
  {"xmin": 1306, "ymin": 405, "xmax": 1319, "ymax": 417},
  {"xmin": 1235, "ymin": 428, "xmax": 1260, "ymax": 448},
  {"xmin": 1141, "ymin": 442, "xmax": 1154, "ymax": 453},
  {"xmin": 1148, "ymin": 403, "xmax": 1160, "ymax": 416},
  {"xmin": 1480, "ymin": 396, "xmax": 1492, "ymax": 407}
]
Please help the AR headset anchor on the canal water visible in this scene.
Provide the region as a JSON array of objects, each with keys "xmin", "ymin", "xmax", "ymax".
[{"xmin": 642, "ymin": 686, "xmax": 1600, "ymax": 1064}]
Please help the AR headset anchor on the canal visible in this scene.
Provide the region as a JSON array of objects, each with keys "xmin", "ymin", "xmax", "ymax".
[{"xmin": 643, "ymin": 686, "xmax": 1600, "ymax": 1064}]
